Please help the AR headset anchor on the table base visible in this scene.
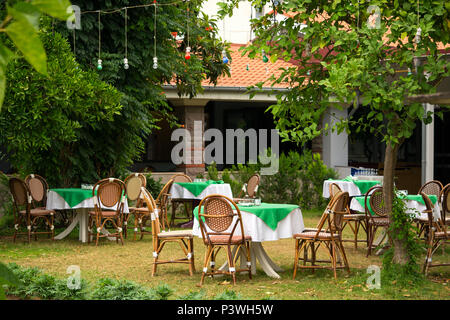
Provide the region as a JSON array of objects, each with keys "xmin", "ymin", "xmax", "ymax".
[
  {"xmin": 54, "ymin": 208, "xmax": 117, "ymax": 243},
  {"xmin": 218, "ymin": 242, "xmax": 284, "ymax": 279}
]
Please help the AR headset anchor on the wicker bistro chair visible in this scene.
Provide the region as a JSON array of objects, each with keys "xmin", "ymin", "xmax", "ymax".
[
  {"xmin": 365, "ymin": 186, "xmax": 391, "ymax": 257},
  {"xmin": 140, "ymin": 187, "xmax": 195, "ymax": 276},
  {"xmin": 170, "ymin": 173, "xmax": 195, "ymax": 227},
  {"xmin": 234, "ymin": 174, "xmax": 260, "ymax": 202},
  {"xmin": 416, "ymin": 180, "xmax": 444, "ymax": 239},
  {"xmin": 124, "ymin": 173, "xmax": 147, "ymax": 239},
  {"xmin": 197, "ymin": 194, "xmax": 252, "ymax": 286},
  {"xmin": 88, "ymin": 178, "xmax": 126, "ymax": 246},
  {"xmin": 155, "ymin": 179, "xmax": 174, "ymax": 230},
  {"xmin": 293, "ymin": 191, "xmax": 351, "ymax": 279},
  {"xmin": 421, "ymin": 192, "xmax": 449, "ymax": 275},
  {"xmin": 9, "ymin": 178, "xmax": 55, "ymax": 243},
  {"xmin": 329, "ymin": 183, "xmax": 367, "ymax": 249}
]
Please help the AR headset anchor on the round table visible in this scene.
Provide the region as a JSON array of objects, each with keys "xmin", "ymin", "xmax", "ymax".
[
  {"xmin": 323, "ymin": 178, "xmax": 381, "ymax": 198},
  {"xmin": 46, "ymin": 188, "xmax": 129, "ymax": 243},
  {"xmin": 192, "ymin": 203, "xmax": 304, "ymax": 278}
]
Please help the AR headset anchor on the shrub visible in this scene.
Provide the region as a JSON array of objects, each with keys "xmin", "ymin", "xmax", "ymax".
[
  {"xmin": 177, "ymin": 289, "xmax": 207, "ymax": 300},
  {"xmin": 151, "ymin": 283, "xmax": 174, "ymax": 300},
  {"xmin": 144, "ymin": 172, "xmax": 164, "ymax": 198},
  {"xmin": 90, "ymin": 278, "xmax": 155, "ymax": 300},
  {"xmin": 0, "ymin": 28, "xmax": 122, "ymax": 187},
  {"xmin": 213, "ymin": 289, "xmax": 243, "ymax": 300}
]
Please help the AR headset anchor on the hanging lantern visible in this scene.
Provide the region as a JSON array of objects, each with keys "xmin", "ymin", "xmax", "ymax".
[
  {"xmin": 123, "ymin": 57, "xmax": 129, "ymax": 70},
  {"xmin": 222, "ymin": 49, "xmax": 229, "ymax": 64},
  {"xmin": 246, "ymin": 64, "xmax": 249, "ymax": 71},
  {"xmin": 153, "ymin": 57, "xmax": 158, "ymax": 69},
  {"xmin": 171, "ymin": 31, "xmax": 178, "ymax": 38},
  {"xmin": 407, "ymin": 68, "xmax": 412, "ymax": 76},
  {"xmin": 415, "ymin": 27, "xmax": 422, "ymax": 44},
  {"xmin": 97, "ymin": 59, "xmax": 102, "ymax": 70},
  {"xmin": 262, "ymin": 49, "xmax": 269, "ymax": 63},
  {"xmin": 185, "ymin": 46, "xmax": 191, "ymax": 60}
]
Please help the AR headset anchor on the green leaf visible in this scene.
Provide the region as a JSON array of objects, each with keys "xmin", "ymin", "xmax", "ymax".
[
  {"xmin": 0, "ymin": 45, "xmax": 15, "ymax": 109},
  {"xmin": 6, "ymin": 20, "xmax": 48, "ymax": 75},
  {"xmin": 8, "ymin": 3, "xmax": 41, "ymax": 31},
  {"xmin": 31, "ymin": 0, "xmax": 72, "ymax": 20}
]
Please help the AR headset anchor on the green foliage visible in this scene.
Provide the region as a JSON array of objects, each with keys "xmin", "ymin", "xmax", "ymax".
[
  {"xmin": 4, "ymin": 263, "xmax": 88, "ymax": 299},
  {"xmin": 51, "ymin": 0, "xmax": 231, "ymax": 180},
  {"xmin": 0, "ymin": 0, "xmax": 71, "ymax": 108},
  {"xmin": 0, "ymin": 28, "xmax": 123, "ymax": 187},
  {"xmin": 151, "ymin": 282, "xmax": 174, "ymax": 300},
  {"xmin": 381, "ymin": 193, "xmax": 424, "ymax": 286},
  {"xmin": 213, "ymin": 289, "xmax": 242, "ymax": 300},
  {"xmin": 177, "ymin": 289, "xmax": 207, "ymax": 300},
  {"xmin": 90, "ymin": 278, "xmax": 155, "ymax": 300}
]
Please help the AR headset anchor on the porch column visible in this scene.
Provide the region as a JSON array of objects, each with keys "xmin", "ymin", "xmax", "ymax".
[
  {"xmin": 421, "ymin": 103, "xmax": 434, "ymax": 184},
  {"xmin": 322, "ymin": 107, "xmax": 349, "ymax": 175}
]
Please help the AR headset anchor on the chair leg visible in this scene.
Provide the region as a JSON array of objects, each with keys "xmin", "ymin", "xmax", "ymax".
[
  {"xmin": 226, "ymin": 245, "xmax": 236, "ymax": 285},
  {"xmin": 331, "ymin": 241, "xmax": 337, "ymax": 279},
  {"xmin": 366, "ymin": 225, "xmax": 373, "ymax": 257},
  {"xmin": 338, "ymin": 240, "xmax": 350, "ymax": 274},
  {"xmin": 200, "ymin": 245, "xmax": 213, "ymax": 286},
  {"xmin": 246, "ymin": 241, "xmax": 252, "ymax": 280},
  {"xmin": 188, "ymin": 238, "xmax": 194, "ymax": 276},
  {"xmin": 293, "ymin": 239, "xmax": 300, "ymax": 279}
]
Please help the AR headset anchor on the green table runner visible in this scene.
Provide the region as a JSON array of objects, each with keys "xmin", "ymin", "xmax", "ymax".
[
  {"xmin": 342, "ymin": 176, "xmax": 380, "ymax": 195},
  {"xmin": 194, "ymin": 202, "xmax": 298, "ymax": 231},
  {"xmin": 354, "ymin": 194, "xmax": 437, "ymax": 215},
  {"xmin": 51, "ymin": 188, "xmax": 94, "ymax": 208},
  {"xmin": 176, "ymin": 180, "xmax": 224, "ymax": 197}
]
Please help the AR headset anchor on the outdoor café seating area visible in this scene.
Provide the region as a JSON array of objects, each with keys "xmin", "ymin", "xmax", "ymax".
[{"xmin": 7, "ymin": 171, "xmax": 449, "ymax": 286}]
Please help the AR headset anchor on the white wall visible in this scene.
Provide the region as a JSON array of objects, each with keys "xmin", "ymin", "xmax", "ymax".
[{"xmin": 201, "ymin": 0, "xmax": 276, "ymax": 44}]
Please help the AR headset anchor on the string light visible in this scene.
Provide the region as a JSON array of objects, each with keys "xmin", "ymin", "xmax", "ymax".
[
  {"xmin": 262, "ymin": 49, "xmax": 268, "ymax": 63},
  {"xmin": 153, "ymin": 1, "xmax": 158, "ymax": 69},
  {"xmin": 222, "ymin": 49, "xmax": 229, "ymax": 64},
  {"xmin": 124, "ymin": 8, "xmax": 129, "ymax": 69},
  {"xmin": 97, "ymin": 11, "xmax": 102, "ymax": 70}
]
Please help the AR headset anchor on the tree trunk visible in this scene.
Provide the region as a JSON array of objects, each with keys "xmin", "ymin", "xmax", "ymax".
[{"xmin": 383, "ymin": 142, "xmax": 409, "ymax": 265}]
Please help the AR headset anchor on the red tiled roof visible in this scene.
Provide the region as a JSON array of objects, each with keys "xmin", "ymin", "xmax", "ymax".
[{"xmin": 202, "ymin": 44, "xmax": 295, "ymax": 89}]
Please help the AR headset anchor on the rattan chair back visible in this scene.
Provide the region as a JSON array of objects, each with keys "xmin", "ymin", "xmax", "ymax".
[
  {"xmin": 156, "ymin": 179, "xmax": 173, "ymax": 206},
  {"xmin": 198, "ymin": 194, "xmax": 245, "ymax": 243},
  {"xmin": 93, "ymin": 178, "xmax": 125, "ymax": 212},
  {"xmin": 24, "ymin": 174, "xmax": 48, "ymax": 205},
  {"xmin": 140, "ymin": 187, "xmax": 160, "ymax": 236},
  {"xmin": 441, "ymin": 184, "xmax": 450, "ymax": 226},
  {"xmin": 329, "ymin": 182, "xmax": 342, "ymax": 199},
  {"xmin": 368, "ymin": 186, "xmax": 388, "ymax": 217},
  {"xmin": 124, "ymin": 173, "xmax": 146, "ymax": 202},
  {"xmin": 328, "ymin": 191, "xmax": 349, "ymax": 235},
  {"xmin": 246, "ymin": 174, "xmax": 260, "ymax": 198},
  {"xmin": 419, "ymin": 180, "xmax": 443, "ymax": 199},
  {"xmin": 420, "ymin": 192, "xmax": 443, "ymax": 231},
  {"xmin": 171, "ymin": 173, "xmax": 192, "ymax": 183},
  {"xmin": 9, "ymin": 178, "xmax": 30, "ymax": 208}
]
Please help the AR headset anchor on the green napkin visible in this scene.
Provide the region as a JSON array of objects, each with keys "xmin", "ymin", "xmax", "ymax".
[
  {"xmin": 176, "ymin": 180, "xmax": 224, "ymax": 197},
  {"xmin": 352, "ymin": 180, "xmax": 381, "ymax": 195},
  {"xmin": 51, "ymin": 188, "xmax": 94, "ymax": 208},
  {"xmin": 399, "ymin": 194, "xmax": 437, "ymax": 206},
  {"xmin": 194, "ymin": 202, "xmax": 298, "ymax": 231}
]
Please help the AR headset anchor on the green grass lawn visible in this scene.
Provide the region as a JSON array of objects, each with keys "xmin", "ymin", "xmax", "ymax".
[{"xmin": 0, "ymin": 209, "xmax": 448, "ymax": 300}]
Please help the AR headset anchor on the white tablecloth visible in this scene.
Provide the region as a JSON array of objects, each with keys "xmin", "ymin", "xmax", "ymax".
[
  {"xmin": 350, "ymin": 197, "xmax": 441, "ymax": 221},
  {"xmin": 170, "ymin": 183, "xmax": 233, "ymax": 200},
  {"xmin": 323, "ymin": 180, "xmax": 362, "ymax": 198},
  {"xmin": 46, "ymin": 190, "xmax": 129, "ymax": 213},
  {"xmin": 192, "ymin": 207, "xmax": 304, "ymax": 242}
]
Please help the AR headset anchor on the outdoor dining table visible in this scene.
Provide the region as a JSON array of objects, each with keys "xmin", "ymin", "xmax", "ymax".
[
  {"xmin": 192, "ymin": 202, "xmax": 304, "ymax": 279},
  {"xmin": 46, "ymin": 188, "xmax": 129, "ymax": 243},
  {"xmin": 323, "ymin": 176, "xmax": 381, "ymax": 198}
]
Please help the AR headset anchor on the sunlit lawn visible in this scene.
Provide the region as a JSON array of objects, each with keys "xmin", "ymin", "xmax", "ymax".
[{"xmin": 0, "ymin": 209, "xmax": 448, "ymax": 300}]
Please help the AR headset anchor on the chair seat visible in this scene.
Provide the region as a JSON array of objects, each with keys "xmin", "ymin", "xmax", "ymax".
[
  {"xmin": 368, "ymin": 217, "xmax": 390, "ymax": 226},
  {"xmin": 129, "ymin": 206, "xmax": 150, "ymax": 213},
  {"xmin": 294, "ymin": 231, "xmax": 339, "ymax": 240},
  {"xmin": 434, "ymin": 231, "xmax": 449, "ymax": 239},
  {"xmin": 158, "ymin": 230, "xmax": 193, "ymax": 238},
  {"xmin": 344, "ymin": 214, "xmax": 366, "ymax": 220},
  {"xmin": 20, "ymin": 208, "xmax": 55, "ymax": 216},
  {"xmin": 89, "ymin": 210, "xmax": 120, "ymax": 217},
  {"xmin": 206, "ymin": 235, "xmax": 252, "ymax": 244}
]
